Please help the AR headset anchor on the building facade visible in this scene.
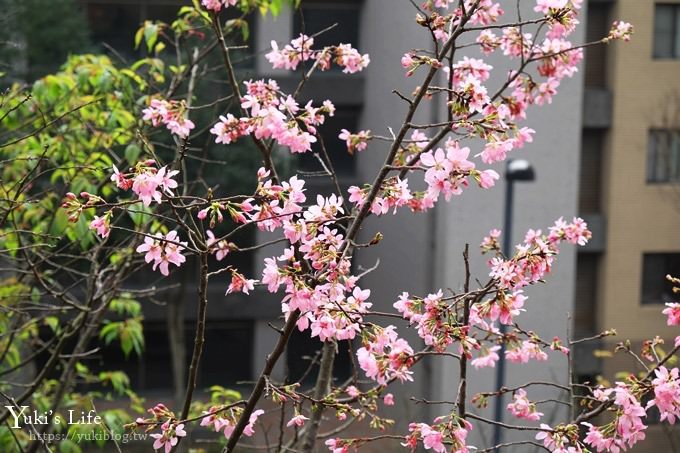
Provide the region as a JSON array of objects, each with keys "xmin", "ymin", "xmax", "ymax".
[{"xmin": 574, "ymin": 0, "xmax": 680, "ymax": 449}]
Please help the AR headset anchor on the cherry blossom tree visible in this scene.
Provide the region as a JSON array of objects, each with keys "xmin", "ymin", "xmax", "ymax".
[{"xmin": 6, "ymin": 1, "xmax": 679, "ymax": 453}]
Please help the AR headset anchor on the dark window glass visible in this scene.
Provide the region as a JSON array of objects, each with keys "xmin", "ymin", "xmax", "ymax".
[
  {"xmin": 293, "ymin": 2, "xmax": 361, "ymax": 49},
  {"xmin": 641, "ymin": 253, "xmax": 680, "ymax": 304},
  {"xmin": 584, "ymin": 3, "xmax": 610, "ymax": 87},
  {"xmin": 286, "ymin": 329, "xmax": 352, "ymax": 387},
  {"xmin": 654, "ymin": 4, "xmax": 680, "ymax": 58},
  {"xmin": 85, "ymin": 2, "xmax": 142, "ymax": 56},
  {"xmin": 647, "ymin": 129, "xmax": 680, "ymax": 183},
  {"xmin": 96, "ymin": 320, "xmax": 253, "ymax": 392},
  {"xmin": 298, "ymin": 106, "xmax": 360, "ymax": 176}
]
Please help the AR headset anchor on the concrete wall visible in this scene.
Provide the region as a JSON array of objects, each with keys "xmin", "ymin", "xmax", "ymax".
[
  {"xmin": 430, "ymin": 3, "xmax": 586, "ymax": 448},
  {"xmin": 353, "ymin": 0, "xmax": 436, "ymax": 428}
]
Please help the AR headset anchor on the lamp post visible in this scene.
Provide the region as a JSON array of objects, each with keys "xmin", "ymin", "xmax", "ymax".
[{"xmin": 492, "ymin": 159, "xmax": 535, "ymax": 451}]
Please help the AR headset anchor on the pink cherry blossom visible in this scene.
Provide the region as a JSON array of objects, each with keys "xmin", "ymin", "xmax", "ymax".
[
  {"xmin": 136, "ymin": 231, "xmax": 187, "ymax": 276},
  {"xmin": 89, "ymin": 213, "xmax": 111, "ymax": 238},
  {"xmin": 226, "ymin": 270, "xmax": 256, "ymax": 295},
  {"xmin": 201, "ymin": 0, "xmax": 237, "ymax": 12},
  {"xmin": 150, "ymin": 421, "xmax": 186, "ymax": 453},
  {"xmin": 663, "ymin": 303, "xmax": 680, "ymax": 326},
  {"xmin": 471, "ymin": 345, "xmax": 501, "ymax": 369},
  {"xmin": 142, "ymin": 99, "xmax": 194, "ymax": 138},
  {"xmin": 384, "ymin": 393, "xmax": 395, "ymax": 406},
  {"xmin": 286, "ymin": 414, "xmax": 309, "ymax": 427},
  {"xmin": 111, "ymin": 164, "xmax": 132, "ymax": 190},
  {"xmin": 507, "ymin": 389, "xmax": 543, "ymax": 421},
  {"xmin": 243, "ymin": 409, "xmax": 265, "ymax": 437},
  {"xmin": 339, "ymin": 129, "xmax": 371, "ymax": 154}
]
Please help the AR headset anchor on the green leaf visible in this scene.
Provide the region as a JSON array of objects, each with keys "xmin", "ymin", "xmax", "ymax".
[
  {"xmin": 134, "ymin": 27, "xmax": 144, "ymax": 50},
  {"xmin": 100, "ymin": 322, "xmax": 120, "ymax": 345},
  {"xmin": 124, "ymin": 143, "xmax": 141, "ymax": 164},
  {"xmin": 59, "ymin": 439, "xmax": 82, "ymax": 453},
  {"xmin": 143, "ymin": 22, "xmax": 159, "ymax": 53},
  {"xmin": 44, "ymin": 316, "xmax": 60, "ymax": 333}
]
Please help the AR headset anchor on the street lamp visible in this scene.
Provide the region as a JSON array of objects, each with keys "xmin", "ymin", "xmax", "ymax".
[{"xmin": 492, "ymin": 159, "xmax": 535, "ymax": 450}]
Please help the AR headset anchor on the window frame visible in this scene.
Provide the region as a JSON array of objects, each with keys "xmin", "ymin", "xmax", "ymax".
[
  {"xmin": 653, "ymin": 3, "xmax": 680, "ymax": 59},
  {"xmin": 640, "ymin": 252, "xmax": 680, "ymax": 305},
  {"xmin": 292, "ymin": 1, "xmax": 362, "ymax": 48},
  {"xmin": 647, "ymin": 128, "xmax": 680, "ymax": 184}
]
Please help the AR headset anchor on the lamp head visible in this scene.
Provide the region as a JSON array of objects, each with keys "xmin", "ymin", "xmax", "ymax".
[{"xmin": 506, "ymin": 159, "xmax": 535, "ymax": 182}]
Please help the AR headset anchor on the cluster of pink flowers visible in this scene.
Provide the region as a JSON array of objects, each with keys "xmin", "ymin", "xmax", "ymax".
[
  {"xmin": 142, "ymin": 98, "xmax": 195, "ymax": 138},
  {"xmin": 487, "ymin": 217, "xmax": 591, "ymax": 291},
  {"xmin": 209, "ymin": 113, "xmax": 253, "ymax": 145},
  {"xmin": 89, "ymin": 211, "xmax": 112, "ymax": 239},
  {"xmin": 347, "ymin": 133, "xmax": 505, "ymax": 217},
  {"xmin": 534, "ymin": 0, "xmax": 572, "ymax": 14},
  {"xmin": 535, "ymin": 424, "xmax": 581, "ymax": 452},
  {"xmin": 663, "ymin": 303, "xmax": 680, "ymax": 326},
  {"xmin": 151, "ymin": 421, "xmax": 186, "ymax": 453},
  {"xmin": 607, "ymin": 21, "xmax": 634, "ymax": 42},
  {"xmin": 111, "ymin": 161, "xmax": 179, "ymax": 207},
  {"xmin": 136, "ymin": 404, "xmax": 187, "ymax": 453},
  {"xmin": 206, "ymin": 230, "xmax": 233, "ymax": 261},
  {"xmin": 647, "ymin": 366, "xmax": 680, "ymax": 425},
  {"xmin": 356, "ymin": 325, "xmax": 415, "ymax": 385},
  {"xmin": 420, "ymin": 139, "xmax": 500, "ymax": 203},
  {"xmin": 196, "ymin": 171, "xmax": 306, "ymax": 236},
  {"xmin": 585, "ymin": 383, "xmax": 647, "ymax": 451},
  {"xmin": 394, "ymin": 290, "xmax": 458, "ymax": 352},
  {"xmin": 325, "ymin": 438, "xmax": 351, "ymax": 453},
  {"xmin": 507, "ymin": 389, "xmax": 543, "ymax": 421},
  {"xmin": 136, "ymin": 231, "xmax": 187, "ymax": 276},
  {"xmin": 473, "ymin": 289, "xmax": 527, "ymax": 326},
  {"xmin": 470, "ymin": 345, "xmax": 501, "ymax": 369},
  {"xmin": 338, "ymin": 129, "xmax": 371, "ymax": 154},
  {"xmin": 265, "ymin": 34, "xmax": 369, "ymax": 74},
  {"xmin": 199, "ymin": 407, "xmax": 264, "ymax": 439},
  {"xmin": 200, "ymin": 0, "xmax": 237, "ymax": 12},
  {"xmin": 348, "ymin": 177, "xmax": 413, "ymax": 216},
  {"xmin": 200, "ymin": 406, "xmax": 236, "ymax": 439},
  {"xmin": 403, "ymin": 417, "xmax": 472, "ymax": 453},
  {"xmin": 263, "ymin": 238, "xmax": 369, "ymax": 342},
  {"xmin": 242, "ymin": 169, "xmax": 376, "ymax": 342},
  {"xmin": 63, "ymin": 192, "xmax": 115, "ymax": 238},
  {"xmin": 226, "ymin": 269, "xmax": 256, "ymax": 295},
  {"xmin": 579, "ymin": 367, "xmax": 677, "ymax": 453},
  {"xmin": 209, "ymin": 80, "xmax": 336, "ymax": 154},
  {"xmin": 505, "ymin": 340, "xmax": 549, "ymax": 364}
]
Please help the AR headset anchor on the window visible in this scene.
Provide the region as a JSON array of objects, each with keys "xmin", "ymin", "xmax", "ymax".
[
  {"xmin": 647, "ymin": 130, "xmax": 680, "ymax": 183},
  {"xmin": 81, "ymin": 1, "xmax": 253, "ymax": 65},
  {"xmin": 654, "ymin": 4, "xmax": 680, "ymax": 58},
  {"xmin": 293, "ymin": 1, "xmax": 361, "ymax": 50},
  {"xmin": 286, "ymin": 329, "xmax": 351, "ymax": 387},
  {"xmin": 82, "ymin": 1, "xmax": 185, "ymax": 56},
  {"xmin": 641, "ymin": 253, "xmax": 680, "ymax": 304},
  {"xmin": 95, "ymin": 321, "xmax": 254, "ymax": 392},
  {"xmin": 298, "ymin": 106, "xmax": 361, "ymax": 176}
]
